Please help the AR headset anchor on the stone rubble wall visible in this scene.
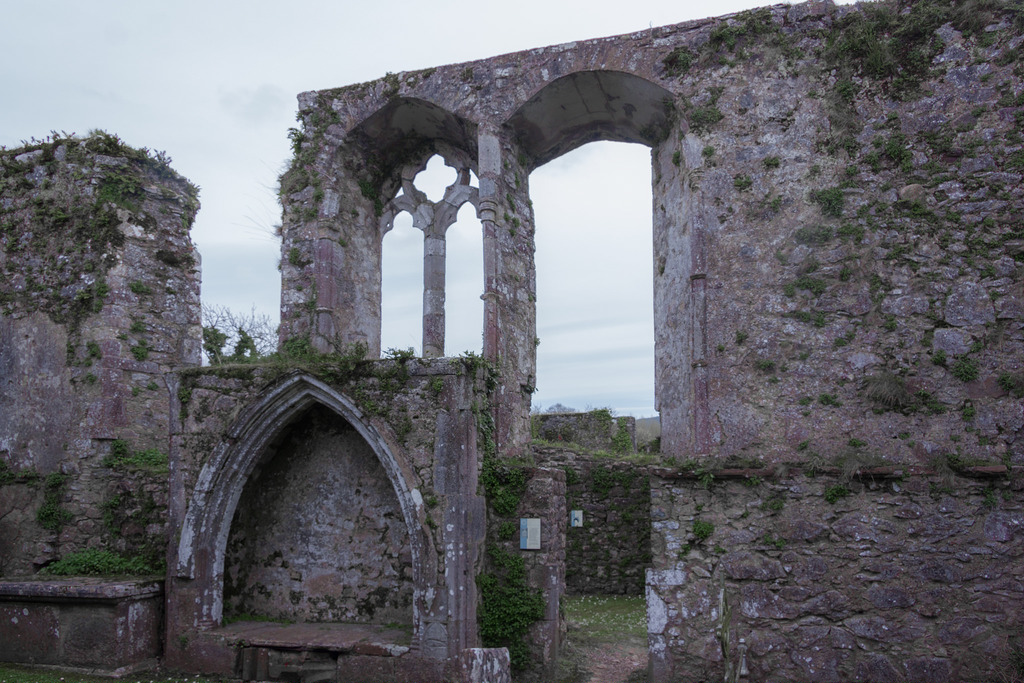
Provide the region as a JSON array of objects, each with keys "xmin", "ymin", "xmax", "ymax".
[
  {"xmin": 0, "ymin": 133, "xmax": 200, "ymax": 575},
  {"xmin": 480, "ymin": 465, "xmax": 566, "ymax": 681},
  {"xmin": 282, "ymin": 0, "xmax": 1024, "ymax": 466},
  {"xmin": 653, "ymin": 1, "xmax": 1024, "ymax": 461},
  {"xmin": 535, "ymin": 447, "xmax": 651, "ymax": 595},
  {"xmin": 647, "ymin": 468, "xmax": 1024, "ymax": 683},
  {"xmin": 531, "ymin": 411, "xmax": 637, "ymax": 453}
]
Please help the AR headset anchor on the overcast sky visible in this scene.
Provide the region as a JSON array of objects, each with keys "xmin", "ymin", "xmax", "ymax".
[{"xmin": 1, "ymin": 0, "xmax": 851, "ymax": 417}]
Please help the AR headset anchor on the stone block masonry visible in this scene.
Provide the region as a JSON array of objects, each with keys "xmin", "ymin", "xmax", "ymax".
[
  {"xmin": 647, "ymin": 467, "xmax": 1024, "ymax": 683},
  {"xmin": 0, "ymin": 577, "xmax": 163, "ymax": 675},
  {"xmin": 536, "ymin": 447, "xmax": 652, "ymax": 595},
  {"xmin": 532, "ymin": 410, "xmax": 637, "ymax": 454}
]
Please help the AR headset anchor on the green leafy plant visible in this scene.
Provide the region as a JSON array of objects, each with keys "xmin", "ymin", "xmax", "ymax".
[
  {"xmin": 128, "ymin": 280, "xmax": 152, "ymax": 295},
  {"xmin": 997, "ymin": 372, "xmax": 1024, "ymax": 398},
  {"xmin": 103, "ymin": 440, "xmax": 168, "ymax": 472},
  {"xmin": 692, "ymin": 519, "xmax": 714, "ymax": 542},
  {"xmin": 824, "ymin": 484, "xmax": 849, "ymax": 504},
  {"xmin": 43, "ymin": 548, "xmax": 161, "ymax": 576},
  {"xmin": 130, "ymin": 340, "xmax": 150, "ymax": 361},
  {"xmin": 811, "ymin": 187, "xmax": 844, "ymax": 217},
  {"xmin": 37, "ymin": 473, "xmax": 72, "ymax": 532},
  {"xmin": 819, "ymin": 393, "xmax": 842, "ymax": 407},
  {"xmin": 477, "ymin": 546, "xmax": 545, "ymax": 670},
  {"xmin": 951, "ymin": 356, "xmax": 980, "ymax": 382},
  {"xmin": 481, "ymin": 458, "xmax": 529, "ymax": 517},
  {"xmin": 663, "ymin": 46, "xmax": 696, "ymax": 76}
]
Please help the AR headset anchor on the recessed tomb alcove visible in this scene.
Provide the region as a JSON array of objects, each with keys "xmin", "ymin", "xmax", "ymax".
[{"xmin": 222, "ymin": 404, "xmax": 413, "ymax": 626}]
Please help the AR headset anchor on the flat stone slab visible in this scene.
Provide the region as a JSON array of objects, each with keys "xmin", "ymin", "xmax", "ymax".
[
  {"xmin": 0, "ymin": 577, "xmax": 163, "ymax": 601},
  {"xmin": 215, "ymin": 621, "xmax": 412, "ymax": 656}
]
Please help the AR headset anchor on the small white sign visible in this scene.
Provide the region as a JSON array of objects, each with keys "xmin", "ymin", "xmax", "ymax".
[
  {"xmin": 520, "ymin": 518, "xmax": 541, "ymax": 550},
  {"xmin": 570, "ymin": 510, "xmax": 583, "ymax": 528}
]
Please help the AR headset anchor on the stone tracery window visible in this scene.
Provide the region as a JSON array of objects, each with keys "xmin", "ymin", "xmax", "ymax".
[{"xmin": 379, "ymin": 152, "xmax": 480, "ymax": 358}]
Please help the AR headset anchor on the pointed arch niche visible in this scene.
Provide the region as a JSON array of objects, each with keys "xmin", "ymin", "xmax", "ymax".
[
  {"xmin": 222, "ymin": 402, "xmax": 413, "ymax": 624},
  {"xmin": 172, "ymin": 375, "xmax": 431, "ymax": 635}
]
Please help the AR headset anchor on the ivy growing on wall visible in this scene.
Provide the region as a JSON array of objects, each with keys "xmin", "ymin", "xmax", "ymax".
[{"xmin": 477, "ymin": 546, "xmax": 545, "ymax": 670}]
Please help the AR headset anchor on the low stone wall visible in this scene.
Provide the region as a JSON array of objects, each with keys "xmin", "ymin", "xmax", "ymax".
[
  {"xmin": 532, "ymin": 411, "xmax": 636, "ymax": 453},
  {"xmin": 536, "ymin": 447, "xmax": 651, "ymax": 595},
  {"xmin": 646, "ymin": 466, "xmax": 1024, "ymax": 683},
  {"xmin": 0, "ymin": 578, "xmax": 162, "ymax": 674}
]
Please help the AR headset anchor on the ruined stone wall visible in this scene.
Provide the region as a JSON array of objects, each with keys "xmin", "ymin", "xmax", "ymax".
[
  {"xmin": 647, "ymin": 467, "xmax": 1024, "ymax": 682},
  {"xmin": 655, "ymin": 1, "xmax": 1024, "ymax": 462},
  {"xmin": 531, "ymin": 411, "xmax": 637, "ymax": 454},
  {"xmin": 280, "ymin": 0, "xmax": 1023, "ymax": 466},
  {"xmin": 0, "ymin": 132, "xmax": 200, "ymax": 575},
  {"xmin": 535, "ymin": 447, "xmax": 651, "ymax": 595}
]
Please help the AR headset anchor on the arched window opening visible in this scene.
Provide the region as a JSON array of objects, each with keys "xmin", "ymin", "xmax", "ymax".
[
  {"xmin": 445, "ymin": 202, "xmax": 484, "ymax": 356},
  {"xmin": 531, "ymin": 141, "xmax": 655, "ymax": 417},
  {"xmin": 379, "ymin": 152, "xmax": 479, "ymax": 358},
  {"xmin": 381, "ymin": 210, "xmax": 422, "ymax": 355}
]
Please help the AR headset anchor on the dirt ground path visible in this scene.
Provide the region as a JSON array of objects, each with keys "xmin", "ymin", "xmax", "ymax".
[{"xmin": 576, "ymin": 639, "xmax": 647, "ymax": 683}]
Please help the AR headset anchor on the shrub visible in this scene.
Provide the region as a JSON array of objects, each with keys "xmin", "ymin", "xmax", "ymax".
[
  {"xmin": 997, "ymin": 372, "xmax": 1024, "ymax": 398},
  {"xmin": 477, "ymin": 546, "xmax": 545, "ymax": 669},
  {"xmin": 481, "ymin": 458, "xmax": 529, "ymax": 516},
  {"xmin": 692, "ymin": 519, "xmax": 714, "ymax": 542},
  {"xmin": 662, "ymin": 46, "xmax": 696, "ymax": 76},
  {"xmin": 824, "ymin": 484, "xmax": 849, "ymax": 504}
]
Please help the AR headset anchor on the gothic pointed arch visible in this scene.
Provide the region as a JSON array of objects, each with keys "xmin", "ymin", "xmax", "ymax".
[{"xmin": 174, "ymin": 373, "xmax": 433, "ymax": 633}]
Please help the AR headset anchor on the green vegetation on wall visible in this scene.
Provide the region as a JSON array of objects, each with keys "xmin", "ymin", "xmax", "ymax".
[{"xmin": 0, "ymin": 131, "xmax": 198, "ymax": 330}]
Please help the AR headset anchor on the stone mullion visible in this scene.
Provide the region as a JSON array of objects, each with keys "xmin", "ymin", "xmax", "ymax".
[{"xmin": 422, "ymin": 226, "xmax": 446, "ymax": 358}]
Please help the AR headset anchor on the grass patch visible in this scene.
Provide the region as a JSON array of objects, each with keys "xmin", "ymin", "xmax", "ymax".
[
  {"xmin": 0, "ymin": 665, "xmax": 225, "ymax": 683},
  {"xmin": 562, "ymin": 595, "xmax": 646, "ymax": 642}
]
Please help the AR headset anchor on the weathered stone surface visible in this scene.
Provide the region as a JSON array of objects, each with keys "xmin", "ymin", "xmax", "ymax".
[
  {"xmin": 223, "ymin": 405, "xmax": 413, "ymax": 624},
  {"xmin": 0, "ymin": 579, "xmax": 162, "ymax": 672},
  {"xmin": 649, "ymin": 471, "xmax": 1024, "ymax": 683},
  {"xmin": 721, "ymin": 551, "xmax": 786, "ymax": 581},
  {"xmin": 945, "ymin": 281, "xmax": 996, "ymax": 327},
  {"xmin": 537, "ymin": 448, "xmax": 650, "ymax": 595},
  {"xmin": 931, "ymin": 328, "xmax": 972, "ymax": 356}
]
